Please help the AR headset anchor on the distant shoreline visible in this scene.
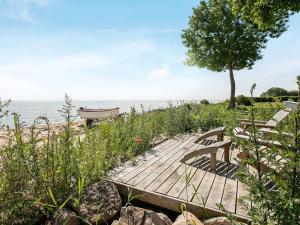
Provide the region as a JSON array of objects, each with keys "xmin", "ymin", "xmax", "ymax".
[{"xmin": 0, "ymin": 120, "xmax": 85, "ymax": 146}]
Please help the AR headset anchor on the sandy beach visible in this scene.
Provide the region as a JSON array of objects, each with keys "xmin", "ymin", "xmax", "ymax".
[{"xmin": 0, "ymin": 120, "xmax": 85, "ymax": 147}]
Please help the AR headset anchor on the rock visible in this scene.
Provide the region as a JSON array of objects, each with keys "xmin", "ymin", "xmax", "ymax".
[
  {"xmin": 79, "ymin": 181, "xmax": 122, "ymax": 224},
  {"xmin": 111, "ymin": 220, "xmax": 119, "ymax": 225},
  {"xmin": 204, "ymin": 217, "xmax": 231, "ymax": 225},
  {"xmin": 44, "ymin": 220, "xmax": 53, "ymax": 225},
  {"xmin": 53, "ymin": 209, "xmax": 80, "ymax": 225},
  {"xmin": 173, "ymin": 211, "xmax": 204, "ymax": 225},
  {"xmin": 118, "ymin": 206, "xmax": 172, "ymax": 225},
  {"xmin": 157, "ymin": 212, "xmax": 173, "ymax": 225}
]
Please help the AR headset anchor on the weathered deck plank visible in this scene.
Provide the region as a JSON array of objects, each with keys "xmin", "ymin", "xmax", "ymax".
[
  {"xmin": 116, "ymin": 136, "xmax": 189, "ymax": 182},
  {"xmin": 148, "ymin": 140, "xmax": 199, "ymax": 193},
  {"xmin": 191, "ymin": 149, "xmax": 224, "ymax": 205},
  {"xmin": 108, "ymin": 139, "xmax": 174, "ymax": 178},
  {"xmin": 166, "ymin": 154, "xmax": 205, "ymax": 198},
  {"xmin": 136, "ymin": 136, "xmax": 198, "ymax": 190},
  {"xmin": 203, "ymin": 149, "xmax": 229, "ymax": 209},
  {"xmin": 220, "ymin": 144, "xmax": 239, "ymax": 213},
  {"xmin": 178, "ymin": 156, "xmax": 210, "ymax": 201}
]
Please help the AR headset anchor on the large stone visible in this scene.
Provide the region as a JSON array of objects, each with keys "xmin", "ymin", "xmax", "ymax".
[
  {"xmin": 111, "ymin": 220, "xmax": 119, "ymax": 225},
  {"xmin": 118, "ymin": 206, "xmax": 172, "ymax": 225},
  {"xmin": 53, "ymin": 209, "xmax": 80, "ymax": 225},
  {"xmin": 203, "ymin": 217, "xmax": 231, "ymax": 225},
  {"xmin": 79, "ymin": 181, "xmax": 122, "ymax": 224},
  {"xmin": 173, "ymin": 211, "xmax": 204, "ymax": 225}
]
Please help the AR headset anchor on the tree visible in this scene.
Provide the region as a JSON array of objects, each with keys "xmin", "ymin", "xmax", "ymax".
[
  {"xmin": 260, "ymin": 87, "xmax": 288, "ymax": 97},
  {"xmin": 229, "ymin": 0, "xmax": 300, "ymax": 36},
  {"xmin": 297, "ymin": 75, "xmax": 300, "ymax": 101},
  {"xmin": 288, "ymin": 90, "xmax": 298, "ymax": 96},
  {"xmin": 182, "ymin": 0, "xmax": 267, "ymax": 109}
]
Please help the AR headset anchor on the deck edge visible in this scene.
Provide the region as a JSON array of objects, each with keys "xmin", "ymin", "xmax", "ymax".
[{"xmin": 109, "ymin": 179, "xmax": 251, "ymax": 224}]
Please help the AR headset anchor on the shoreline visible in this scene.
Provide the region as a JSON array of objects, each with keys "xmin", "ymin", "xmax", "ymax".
[{"xmin": 0, "ymin": 120, "xmax": 85, "ymax": 146}]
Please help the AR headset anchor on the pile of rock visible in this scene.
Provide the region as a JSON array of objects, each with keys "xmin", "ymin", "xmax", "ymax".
[
  {"xmin": 45, "ymin": 181, "xmax": 122, "ymax": 225},
  {"xmin": 113, "ymin": 209, "xmax": 236, "ymax": 225},
  {"xmin": 43, "ymin": 181, "xmax": 245, "ymax": 225}
]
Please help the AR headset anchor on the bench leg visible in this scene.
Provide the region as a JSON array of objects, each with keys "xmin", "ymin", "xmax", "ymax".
[
  {"xmin": 224, "ymin": 145, "xmax": 230, "ymax": 163},
  {"xmin": 210, "ymin": 153, "xmax": 217, "ymax": 172},
  {"xmin": 217, "ymin": 132, "xmax": 224, "ymax": 141}
]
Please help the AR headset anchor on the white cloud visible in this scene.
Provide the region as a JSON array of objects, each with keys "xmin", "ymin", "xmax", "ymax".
[
  {"xmin": 0, "ymin": 39, "xmax": 159, "ymax": 100},
  {"xmin": 0, "ymin": 0, "xmax": 54, "ymax": 22},
  {"xmin": 148, "ymin": 64, "xmax": 171, "ymax": 79}
]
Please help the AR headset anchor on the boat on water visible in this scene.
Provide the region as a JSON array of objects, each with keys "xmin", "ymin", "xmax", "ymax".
[{"xmin": 78, "ymin": 107, "xmax": 120, "ymax": 121}]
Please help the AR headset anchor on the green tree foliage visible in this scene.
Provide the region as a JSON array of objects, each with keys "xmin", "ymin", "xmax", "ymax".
[
  {"xmin": 229, "ymin": 0, "xmax": 300, "ymax": 36},
  {"xmin": 260, "ymin": 87, "xmax": 288, "ymax": 97},
  {"xmin": 182, "ymin": 0, "xmax": 267, "ymax": 109}
]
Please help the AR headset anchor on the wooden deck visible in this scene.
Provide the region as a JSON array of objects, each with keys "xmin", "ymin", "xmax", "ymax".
[{"xmin": 107, "ymin": 134, "xmax": 251, "ymax": 223}]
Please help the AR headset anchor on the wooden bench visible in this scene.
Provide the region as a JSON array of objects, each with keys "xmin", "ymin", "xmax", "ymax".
[
  {"xmin": 180, "ymin": 139, "xmax": 232, "ymax": 172},
  {"xmin": 194, "ymin": 126, "xmax": 225, "ymax": 144}
]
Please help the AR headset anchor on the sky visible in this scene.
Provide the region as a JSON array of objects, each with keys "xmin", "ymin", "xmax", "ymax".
[{"xmin": 0, "ymin": 0, "xmax": 299, "ymax": 101}]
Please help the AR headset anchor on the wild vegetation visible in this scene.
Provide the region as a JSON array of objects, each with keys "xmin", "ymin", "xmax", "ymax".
[
  {"xmin": 233, "ymin": 85, "xmax": 300, "ymax": 224},
  {"xmin": 0, "ymin": 96, "xmax": 278, "ymax": 224}
]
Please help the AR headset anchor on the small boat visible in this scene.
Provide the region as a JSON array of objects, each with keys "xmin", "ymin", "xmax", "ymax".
[{"xmin": 78, "ymin": 107, "xmax": 120, "ymax": 120}]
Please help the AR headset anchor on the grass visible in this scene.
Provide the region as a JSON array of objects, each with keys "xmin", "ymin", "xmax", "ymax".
[{"xmin": 0, "ymin": 96, "xmax": 277, "ymax": 224}]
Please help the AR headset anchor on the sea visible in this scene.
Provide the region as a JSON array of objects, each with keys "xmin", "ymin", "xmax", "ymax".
[{"xmin": 1, "ymin": 100, "xmax": 187, "ymax": 127}]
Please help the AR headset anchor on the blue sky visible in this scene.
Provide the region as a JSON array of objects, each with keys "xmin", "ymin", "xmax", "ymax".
[{"xmin": 0, "ymin": 0, "xmax": 299, "ymax": 101}]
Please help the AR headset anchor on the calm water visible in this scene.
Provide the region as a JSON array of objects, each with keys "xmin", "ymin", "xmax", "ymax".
[{"xmin": 2, "ymin": 100, "xmax": 183, "ymax": 127}]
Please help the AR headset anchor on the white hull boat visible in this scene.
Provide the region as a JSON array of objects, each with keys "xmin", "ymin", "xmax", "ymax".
[{"xmin": 78, "ymin": 107, "xmax": 119, "ymax": 120}]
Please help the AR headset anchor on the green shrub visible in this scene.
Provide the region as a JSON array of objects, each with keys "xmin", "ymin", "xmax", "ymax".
[
  {"xmin": 253, "ymin": 96, "xmax": 275, "ymax": 102},
  {"xmin": 287, "ymin": 90, "xmax": 298, "ymax": 96},
  {"xmin": 289, "ymin": 96, "xmax": 299, "ymax": 102},
  {"xmin": 277, "ymin": 96, "xmax": 290, "ymax": 101},
  {"xmin": 236, "ymin": 95, "xmax": 251, "ymax": 106},
  {"xmin": 200, "ymin": 99, "xmax": 210, "ymax": 105}
]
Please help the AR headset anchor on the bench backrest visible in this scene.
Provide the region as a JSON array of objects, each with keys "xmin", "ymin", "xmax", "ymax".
[{"xmin": 266, "ymin": 109, "xmax": 290, "ymax": 127}]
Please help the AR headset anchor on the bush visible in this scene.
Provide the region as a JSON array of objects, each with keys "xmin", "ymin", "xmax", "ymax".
[
  {"xmin": 260, "ymin": 87, "xmax": 288, "ymax": 97},
  {"xmin": 287, "ymin": 90, "xmax": 298, "ymax": 96},
  {"xmin": 277, "ymin": 96, "xmax": 290, "ymax": 101},
  {"xmin": 236, "ymin": 95, "xmax": 251, "ymax": 106},
  {"xmin": 289, "ymin": 96, "xmax": 299, "ymax": 102},
  {"xmin": 253, "ymin": 96, "xmax": 275, "ymax": 102},
  {"xmin": 200, "ymin": 99, "xmax": 210, "ymax": 105}
]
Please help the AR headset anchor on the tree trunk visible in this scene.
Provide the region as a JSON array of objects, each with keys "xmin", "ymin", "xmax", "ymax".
[{"xmin": 228, "ymin": 65, "xmax": 236, "ymax": 109}]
